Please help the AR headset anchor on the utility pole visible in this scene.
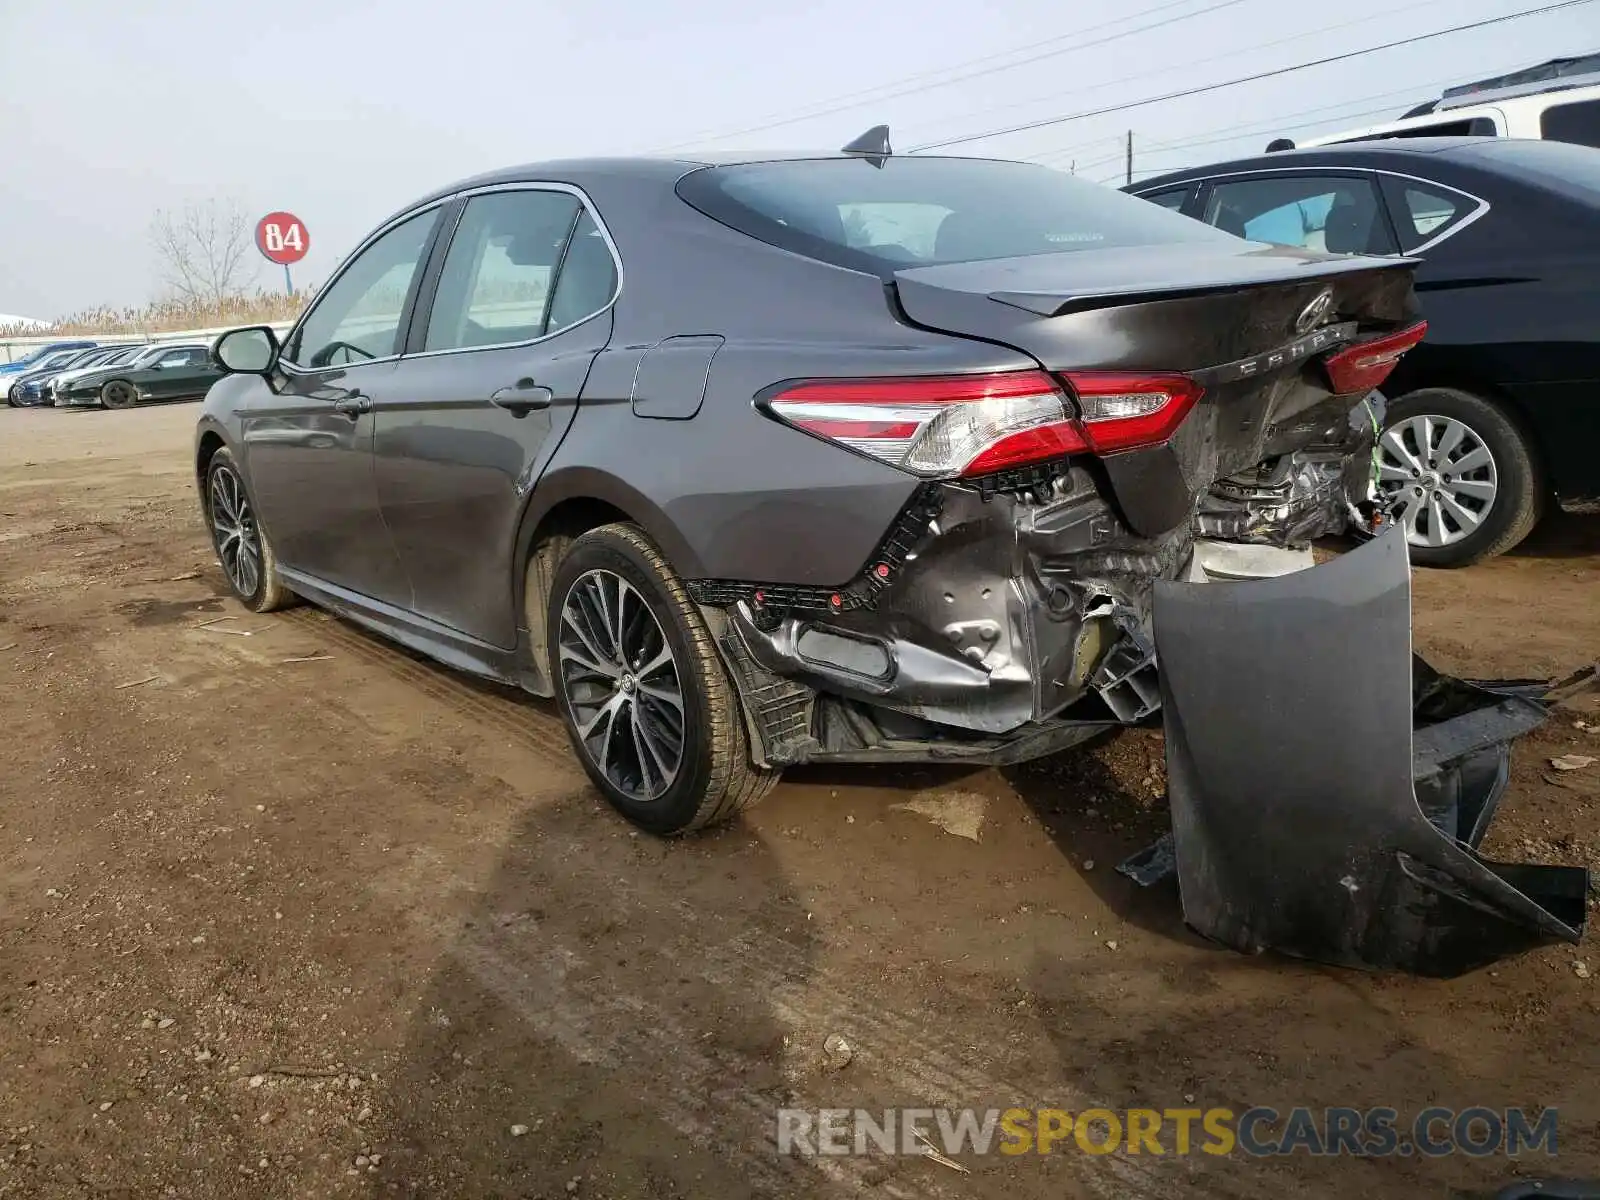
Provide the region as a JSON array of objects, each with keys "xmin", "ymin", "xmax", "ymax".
[{"xmin": 1125, "ymin": 130, "xmax": 1133, "ymax": 186}]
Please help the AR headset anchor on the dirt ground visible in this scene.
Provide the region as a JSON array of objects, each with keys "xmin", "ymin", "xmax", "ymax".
[{"xmin": 0, "ymin": 402, "xmax": 1597, "ymax": 1200}]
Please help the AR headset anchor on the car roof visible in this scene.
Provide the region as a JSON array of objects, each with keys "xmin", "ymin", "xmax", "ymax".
[
  {"xmin": 1126, "ymin": 137, "xmax": 1508, "ymax": 191},
  {"xmin": 387, "ymin": 150, "xmax": 1011, "ymax": 223}
]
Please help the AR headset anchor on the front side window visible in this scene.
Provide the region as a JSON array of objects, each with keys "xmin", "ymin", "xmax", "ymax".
[
  {"xmin": 1140, "ymin": 187, "xmax": 1191, "ymax": 212},
  {"xmin": 1202, "ymin": 174, "xmax": 1396, "ymax": 255},
  {"xmin": 1540, "ymin": 98, "xmax": 1600, "ymax": 149},
  {"xmin": 285, "ymin": 209, "xmax": 440, "ymax": 369},
  {"xmin": 676, "ymin": 156, "xmax": 1235, "ymax": 275},
  {"xmin": 424, "ymin": 190, "xmax": 583, "ymax": 352}
]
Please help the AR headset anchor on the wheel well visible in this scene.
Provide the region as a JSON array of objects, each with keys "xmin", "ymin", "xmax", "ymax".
[
  {"xmin": 520, "ymin": 497, "xmax": 632, "ymax": 690},
  {"xmin": 196, "ymin": 431, "xmax": 225, "ymax": 487}
]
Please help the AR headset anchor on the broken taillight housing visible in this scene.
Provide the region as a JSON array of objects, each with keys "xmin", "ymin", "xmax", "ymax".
[
  {"xmin": 1059, "ymin": 370, "xmax": 1204, "ymax": 454},
  {"xmin": 764, "ymin": 368, "xmax": 1202, "ymax": 478},
  {"xmin": 1322, "ymin": 321, "xmax": 1428, "ymax": 394}
]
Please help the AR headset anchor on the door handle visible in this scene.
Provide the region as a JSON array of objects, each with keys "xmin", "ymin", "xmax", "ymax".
[
  {"xmin": 490, "ymin": 379, "xmax": 553, "ymax": 417},
  {"xmin": 333, "ymin": 391, "xmax": 372, "ymax": 418}
]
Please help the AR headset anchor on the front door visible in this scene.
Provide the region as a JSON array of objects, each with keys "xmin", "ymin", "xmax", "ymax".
[
  {"xmin": 241, "ymin": 206, "xmax": 444, "ymax": 608},
  {"xmin": 374, "ymin": 188, "xmax": 620, "ymax": 647},
  {"xmin": 141, "ymin": 346, "xmax": 214, "ymax": 401}
]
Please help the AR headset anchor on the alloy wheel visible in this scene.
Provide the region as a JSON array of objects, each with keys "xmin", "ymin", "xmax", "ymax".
[
  {"xmin": 1377, "ymin": 414, "xmax": 1499, "ymax": 550},
  {"xmin": 558, "ymin": 569, "xmax": 685, "ymax": 803},
  {"xmin": 208, "ymin": 465, "xmax": 262, "ymax": 598}
]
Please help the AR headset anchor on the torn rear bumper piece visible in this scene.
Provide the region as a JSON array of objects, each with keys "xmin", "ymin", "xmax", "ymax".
[{"xmin": 1122, "ymin": 527, "xmax": 1588, "ymax": 977}]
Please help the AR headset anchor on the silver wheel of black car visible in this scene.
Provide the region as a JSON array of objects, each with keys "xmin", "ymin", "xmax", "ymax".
[
  {"xmin": 1377, "ymin": 388, "xmax": 1542, "ymax": 567},
  {"xmin": 548, "ymin": 523, "xmax": 777, "ymax": 835},
  {"xmin": 559, "ymin": 568, "xmax": 686, "ymax": 802},
  {"xmin": 203, "ymin": 447, "xmax": 296, "ymax": 613},
  {"xmin": 100, "ymin": 379, "xmax": 137, "ymax": 410}
]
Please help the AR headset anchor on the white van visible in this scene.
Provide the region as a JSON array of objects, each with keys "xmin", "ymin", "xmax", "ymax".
[{"xmin": 1278, "ymin": 55, "xmax": 1600, "ymax": 151}]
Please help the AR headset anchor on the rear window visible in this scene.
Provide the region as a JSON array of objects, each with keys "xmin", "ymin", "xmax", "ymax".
[
  {"xmin": 675, "ymin": 156, "xmax": 1235, "ymax": 275},
  {"xmin": 1453, "ymin": 138, "xmax": 1600, "ymax": 203}
]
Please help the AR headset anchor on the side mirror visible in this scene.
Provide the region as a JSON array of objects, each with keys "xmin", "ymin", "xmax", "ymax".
[{"xmin": 212, "ymin": 325, "xmax": 280, "ymax": 375}]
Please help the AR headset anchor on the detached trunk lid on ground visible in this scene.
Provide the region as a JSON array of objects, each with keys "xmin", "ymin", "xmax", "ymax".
[{"xmin": 893, "ymin": 243, "xmax": 1420, "ymax": 533}]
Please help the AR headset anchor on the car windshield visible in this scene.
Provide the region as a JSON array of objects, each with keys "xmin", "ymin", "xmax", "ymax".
[
  {"xmin": 1454, "ymin": 138, "xmax": 1600, "ymax": 203},
  {"xmin": 676, "ymin": 156, "xmax": 1236, "ymax": 275}
]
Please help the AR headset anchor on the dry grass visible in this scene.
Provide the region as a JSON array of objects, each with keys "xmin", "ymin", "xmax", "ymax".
[{"xmin": 0, "ymin": 290, "xmax": 310, "ymax": 339}]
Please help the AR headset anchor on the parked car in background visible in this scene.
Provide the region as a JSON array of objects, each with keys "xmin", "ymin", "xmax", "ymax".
[
  {"xmin": 196, "ymin": 144, "xmax": 1423, "ymax": 835},
  {"xmin": 1128, "ymin": 137, "xmax": 1600, "ymax": 565},
  {"xmin": 55, "ymin": 343, "xmax": 219, "ymax": 410},
  {"xmin": 0, "ymin": 339, "xmax": 97, "ymax": 382},
  {"xmin": 7, "ymin": 344, "xmax": 138, "ymax": 406},
  {"xmin": 1272, "ymin": 54, "xmax": 1600, "ymax": 153},
  {"xmin": 46, "ymin": 344, "xmax": 151, "ymax": 402},
  {"xmin": 5, "ymin": 346, "xmax": 101, "ymax": 406}
]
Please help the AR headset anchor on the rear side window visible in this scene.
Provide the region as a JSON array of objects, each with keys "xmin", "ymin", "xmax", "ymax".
[
  {"xmin": 676, "ymin": 157, "xmax": 1235, "ymax": 275},
  {"xmin": 1541, "ymin": 98, "xmax": 1600, "ymax": 148},
  {"xmin": 1377, "ymin": 177, "xmax": 1478, "ymax": 251}
]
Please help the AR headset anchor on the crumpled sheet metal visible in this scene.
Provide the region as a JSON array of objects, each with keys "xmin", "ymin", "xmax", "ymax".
[
  {"xmin": 1194, "ymin": 452, "xmax": 1355, "ymax": 546},
  {"xmin": 1194, "ymin": 392, "xmax": 1385, "ymax": 547},
  {"xmin": 1147, "ymin": 527, "xmax": 1588, "ymax": 977}
]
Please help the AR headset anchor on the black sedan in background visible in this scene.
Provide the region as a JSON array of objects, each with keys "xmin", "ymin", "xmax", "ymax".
[
  {"xmin": 5, "ymin": 345, "xmax": 102, "ymax": 406},
  {"xmin": 54, "ymin": 342, "xmax": 220, "ymax": 409},
  {"xmin": 1129, "ymin": 137, "xmax": 1600, "ymax": 565}
]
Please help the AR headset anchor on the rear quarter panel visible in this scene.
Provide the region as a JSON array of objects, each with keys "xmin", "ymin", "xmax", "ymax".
[
  {"xmin": 534, "ymin": 176, "xmax": 1041, "ymax": 586},
  {"xmin": 1384, "ymin": 182, "xmax": 1600, "ymax": 501}
]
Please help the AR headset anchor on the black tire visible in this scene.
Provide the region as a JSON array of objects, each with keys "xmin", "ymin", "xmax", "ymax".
[
  {"xmin": 1379, "ymin": 387, "xmax": 1543, "ymax": 568},
  {"xmin": 100, "ymin": 379, "xmax": 138, "ymax": 410},
  {"xmin": 203, "ymin": 448, "xmax": 295, "ymax": 613},
  {"xmin": 547, "ymin": 522, "xmax": 777, "ymax": 835}
]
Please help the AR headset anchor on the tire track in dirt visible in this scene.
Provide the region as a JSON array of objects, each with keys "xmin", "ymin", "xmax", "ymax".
[
  {"xmin": 277, "ymin": 615, "xmax": 1179, "ymax": 1196},
  {"xmin": 278, "ymin": 608, "xmax": 576, "ymax": 765}
]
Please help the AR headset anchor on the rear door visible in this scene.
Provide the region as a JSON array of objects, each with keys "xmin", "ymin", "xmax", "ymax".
[{"xmin": 374, "ymin": 184, "xmax": 619, "ymax": 648}]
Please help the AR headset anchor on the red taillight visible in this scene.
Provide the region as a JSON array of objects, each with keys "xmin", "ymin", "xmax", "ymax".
[
  {"xmin": 764, "ymin": 368, "xmax": 1201, "ymax": 478},
  {"xmin": 1322, "ymin": 321, "xmax": 1427, "ymax": 394},
  {"xmin": 765, "ymin": 370, "xmax": 1085, "ymax": 479},
  {"xmin": 1058, "ymin": 371, "xmax": 1204, "ymax": 454}
]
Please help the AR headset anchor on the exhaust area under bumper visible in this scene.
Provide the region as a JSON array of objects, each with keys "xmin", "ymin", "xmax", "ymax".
[{"xmin": 1121, "ymin": 527, "xmax": 1589, "ymax": 977}]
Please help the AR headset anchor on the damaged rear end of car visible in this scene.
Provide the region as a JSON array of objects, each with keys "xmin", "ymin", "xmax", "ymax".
[{"xmin": 672, "ymin": 152, "xmax": 1587, "ymax": 972}]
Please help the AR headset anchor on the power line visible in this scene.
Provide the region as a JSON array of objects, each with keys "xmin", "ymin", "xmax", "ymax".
[
  {"xmin": 898, "ymin": 0, "xmax": 1454, "ymax": 145},
  {"xmin": 650, "ymin": 0, "xmax": 1251, "ymax": 150},
  {"xmin": 1067, "ymin": 102, "xmax": 1406, "ymax": 175},
  {"xmin": 1030, "ymin": 59, "xmax": 1538, "ymax": 167},
  {"xmin": 908, "ymin": 0, "xmax": 1597, "ymax": 152}
]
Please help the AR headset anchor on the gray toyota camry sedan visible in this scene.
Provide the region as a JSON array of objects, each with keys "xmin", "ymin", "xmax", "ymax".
[{"xmin": 195, "ymin": 134, "xmax": 1425, "ymax": 836}]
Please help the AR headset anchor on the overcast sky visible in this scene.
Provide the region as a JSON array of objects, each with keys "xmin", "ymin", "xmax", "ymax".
[{"xmin": 1, "ymin": 0, "xmax": 1593, "ymax": 319}]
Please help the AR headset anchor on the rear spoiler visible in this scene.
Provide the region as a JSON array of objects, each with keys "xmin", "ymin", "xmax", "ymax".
[{"xmin": 988, "ymin": 255, "xmax": 1421, "ymax": 318}]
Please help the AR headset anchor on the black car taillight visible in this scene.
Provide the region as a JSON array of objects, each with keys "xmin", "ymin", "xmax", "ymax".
[{"xmin": 1322, "ymin": 321, "xmax": 1428, "ymax": 395}]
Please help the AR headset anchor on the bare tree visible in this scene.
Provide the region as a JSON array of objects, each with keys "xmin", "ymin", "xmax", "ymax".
[{"xmin": 148, "ymin": 199, "xmax": 257, "ymax": 311}]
